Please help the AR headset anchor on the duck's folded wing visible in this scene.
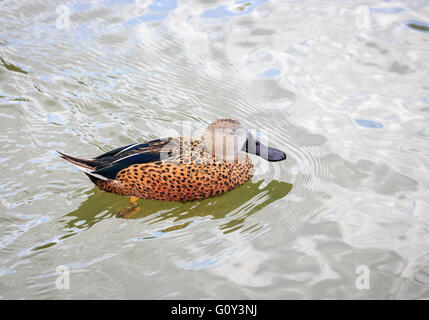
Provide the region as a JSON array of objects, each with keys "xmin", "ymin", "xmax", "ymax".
[
  {"xmin": 94, "ymin": 139, "xmax": 167, "ymax": 160},
  {"xmin": 91, "ymin": 152, "xmax": 162, "ymax": 179},
  {"xmin": 91, "ymin": 138, "xmax": 173, "ymax": 180}
]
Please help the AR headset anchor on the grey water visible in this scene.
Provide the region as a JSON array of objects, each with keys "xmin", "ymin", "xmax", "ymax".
[{"xmin": 1, "ymin": 0, "xmax": 429, "ymax": 299}]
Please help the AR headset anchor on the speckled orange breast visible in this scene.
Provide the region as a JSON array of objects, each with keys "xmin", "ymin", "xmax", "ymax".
[{"xmin": 96, "ymin": 159, "xmax": 253, "ymax": 202}]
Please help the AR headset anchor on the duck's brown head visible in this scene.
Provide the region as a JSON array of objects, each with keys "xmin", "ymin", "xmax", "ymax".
[{"xmin": 202, "ymin": 118, "xmax": 286, "ymax": 162}]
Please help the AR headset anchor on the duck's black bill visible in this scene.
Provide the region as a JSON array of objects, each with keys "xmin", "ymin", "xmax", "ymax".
[{"xmin": 243, "ymin": 135, "xmax": 286, "ymax": 162}]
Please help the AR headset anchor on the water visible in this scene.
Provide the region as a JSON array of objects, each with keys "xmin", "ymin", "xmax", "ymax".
[{"xmin": 1, "ymin": 0, "xmax": 429, "ymax": 299}]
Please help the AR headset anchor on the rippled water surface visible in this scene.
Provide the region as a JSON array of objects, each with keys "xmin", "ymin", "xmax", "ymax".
[{"xmin": 1, "ymin": 0, "xmax": 429, "ymax": 299}]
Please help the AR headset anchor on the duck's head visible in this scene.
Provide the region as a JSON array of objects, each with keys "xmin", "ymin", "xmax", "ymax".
[{"xmin": 202, "ymin": 118, "xmax": 286, "ymax": 162}]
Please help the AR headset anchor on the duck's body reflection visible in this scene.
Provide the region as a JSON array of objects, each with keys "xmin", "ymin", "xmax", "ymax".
[{"xmin": 61, "ymin": 179, "xmax": 292, "ymax": 236}]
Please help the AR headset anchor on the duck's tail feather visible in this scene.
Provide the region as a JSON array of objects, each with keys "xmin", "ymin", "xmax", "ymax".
[{"xmin": 57, "ymin": 151, "xmax": 109, "ymax": 181}]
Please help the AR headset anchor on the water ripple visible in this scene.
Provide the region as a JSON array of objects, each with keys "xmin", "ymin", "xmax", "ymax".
[{"xmin": 1, "ymin": 0, "xmax": 429, "ymax": 299}]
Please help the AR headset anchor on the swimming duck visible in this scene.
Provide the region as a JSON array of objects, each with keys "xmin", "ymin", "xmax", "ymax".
[{"xmin": 59, "ymin": 119, "xmax": 286, "ymax": 202}]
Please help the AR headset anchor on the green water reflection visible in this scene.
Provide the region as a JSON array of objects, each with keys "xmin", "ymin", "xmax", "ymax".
[{"xmin": 61, "ymin": 179, "xmax": 292, "ymax": 236}]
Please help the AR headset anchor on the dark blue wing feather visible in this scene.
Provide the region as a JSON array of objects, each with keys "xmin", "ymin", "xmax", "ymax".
[
  {"xmin": 94, "ymin": 139, "xmax": 163, "ymax": 159},
  {"xmin": 89, "ymin": 138, "xmax": 172, "ymax": 180},
  {"xmin": 92, "ymin": 152, "xmax": 162, "ymax": 179},
  {"xmin": 94, "ymin": 144, "xmax": 135, "ymax": 160}
]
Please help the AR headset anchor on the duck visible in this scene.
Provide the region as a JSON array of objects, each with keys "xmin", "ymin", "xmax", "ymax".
[{"xmin": 59, "ymin": 118, "xmax": 286, "ymax": 202}]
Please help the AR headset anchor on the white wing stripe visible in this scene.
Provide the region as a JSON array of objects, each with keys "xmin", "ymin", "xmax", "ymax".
[
  {"xmin": 111, "ymin": 152, "xmax": 140, "ymax": 164},
  {"xmin": 115, "ymin": 143, "xmax": 140, "ymax": 156},
  {"xmin": 67, "ymin": 162, "xmax": 109, "ymax": 181}
]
